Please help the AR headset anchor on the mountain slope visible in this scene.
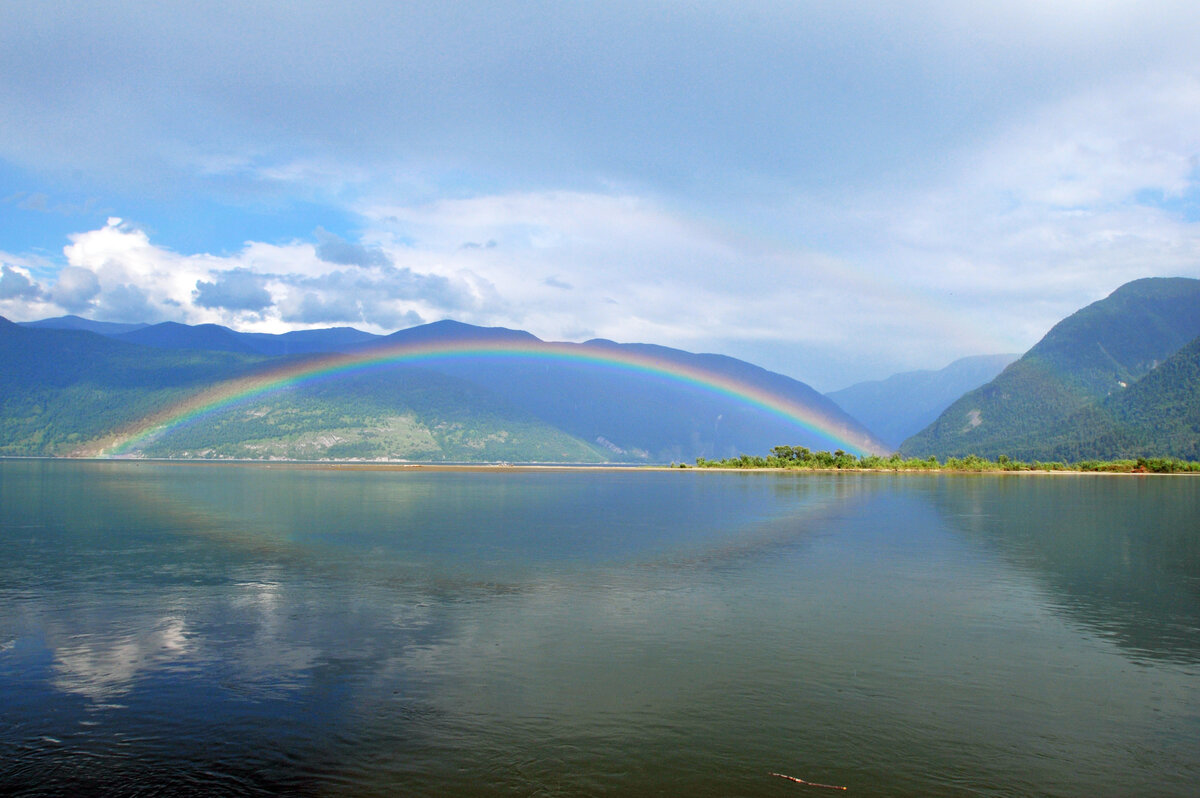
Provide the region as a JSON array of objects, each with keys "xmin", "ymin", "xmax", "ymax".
[
  {"xmin": 1104, "ymin": 332, "xmax": 1200, "ymax": 457},
  {"xmin": 1, "ymin": 319, "xmax": 265, "ymax": 455},
  {"xmin": 135, "ymin": 365, "xmax": 611, "ymax": 462},
  {"xmin": 380, "ymin": 318, "xmax": 539, "ymax": 347},
  {"xmin": 827, "ymin": 353, "xmax": 1018, "ymax": 448},
  {"xmin": 358, "ymin": 326, "xmax": 887, "ymax": 461},
  {"xmin": 900, "ymin": 277, "xmax": 1200, "ymax": 459},
  {"xmin": 1020, "ymin": 333, "xmax": 1200, "ymax": 461},
  {"xmin": 0, "ymin": 320, "xmax": 609, "ymax": 461}
]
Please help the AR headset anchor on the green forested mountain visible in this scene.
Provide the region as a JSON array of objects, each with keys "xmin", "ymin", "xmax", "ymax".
[
  {"xmin": 0, "ymin": 320, "xmax": 607, "ymax": 461},
  {"xmin": 0, "ymin": 318, "xmax": 265, "ymax": 455},
  {"xmin": 1020, "ymin": 334, "xmax": 1200, "ymax": 461},
  {"xmin": 112, "ymin": 321, "xmax": 265, "ymax": 354},
  {"xmin": 900, "ymin": 277, "xmax": 1200, "ymax": 459},
  {"xmin": 1104, "ymin": 333, "xmax": 1200, "ymax": 456}
]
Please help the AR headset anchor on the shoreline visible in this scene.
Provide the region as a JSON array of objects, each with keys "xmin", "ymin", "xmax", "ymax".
[{"xmin": 1, "ymin": 456, "xmax": 1194, "ymax": 475}]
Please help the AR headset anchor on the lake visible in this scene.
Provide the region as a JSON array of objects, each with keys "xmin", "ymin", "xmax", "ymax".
[{"xmin": 1, "ymin": 460, "xmax": 1198, "ymax": 796}]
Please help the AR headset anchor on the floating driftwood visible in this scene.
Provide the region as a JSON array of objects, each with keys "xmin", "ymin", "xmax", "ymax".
[{"xmin": 771, "ymin": 772, "xmax": 847, "ymax": 791}]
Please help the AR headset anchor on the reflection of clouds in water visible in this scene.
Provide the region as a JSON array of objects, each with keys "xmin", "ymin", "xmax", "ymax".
[
  {"xmin": 223, "ymin": 576, "xmax": 320, "ymax": 694},
  {"xmin": 52, "ymin": 617, "xmax": 190, "ymax": 701},
  {"xmin": 41, "ymin": 573, "xmax": 318, "ymax": 702},
  {"xmin": 32, "ymin": 559, "xmax": 454, "ymax": 709}
]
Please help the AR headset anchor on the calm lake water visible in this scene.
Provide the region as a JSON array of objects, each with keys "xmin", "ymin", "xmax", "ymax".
[{"xmin": 2, "ymin": 460, "xmax": 1198, "ymax": 797}]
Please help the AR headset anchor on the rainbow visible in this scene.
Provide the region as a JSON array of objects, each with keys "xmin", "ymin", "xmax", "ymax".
[{"xmin": 90, "ymin": 337, "xmax": 887, "ymax": 458}]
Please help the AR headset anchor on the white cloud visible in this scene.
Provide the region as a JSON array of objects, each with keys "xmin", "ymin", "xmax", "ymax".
[
  {"xmin": 0, "ymin": 263, "xmax": 42, "ymax": 300},
  {"xmin": 0, "ymin": 253, "xmax": 63, "ymax": 321},
  {"xmin": 352, "ymin": 189, "xmax": 975, "ymax": 387},
  {"xmin": 48, "ymin": 265, "xmax": 101, "ymax": 312},
  {"xmin": 4, "ymin": 218, "xmax": 501, "ymax": 333},
  {"xmin": 13, "ymin": 189, "xmax": 908, "ymax": 379},
  {"xmin": 61, "ymin": 220, "xmax": 209, "ymax": 316},
  {"xmin": 194, "ymin": 267, "xmax": 274, "ymax": 312},
  {"xmin": 969, "ymin": 72, "xmax": 1200, "ymax": 208}
]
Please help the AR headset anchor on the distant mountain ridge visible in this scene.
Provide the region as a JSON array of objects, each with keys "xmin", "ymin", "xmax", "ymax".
[
  {"xmin": 22, "ymin": 315, "xmax": 550, "ymax": 357},
  {"xmin": 827, "ymin": 353, "xmax": 1018, "ymax": 448},
  {"xmin": 3, "ymin": 315, "xmax": 887, "ymax": 462},
  {"xmin": 113, "ymin": 322, "xmax": 264, "ymax": 354},
  {"xmin": 21, "ymin": 314, "xmax": 150, "ymax": 335},
  {"xmin": 900, "ymin": 277, "xmax": 1200, "ymax": 460}
]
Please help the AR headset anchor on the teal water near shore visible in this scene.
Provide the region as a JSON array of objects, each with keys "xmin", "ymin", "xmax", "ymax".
[{"xmin": 2, "ymin": 461, "xmax": 1198, "ymax": 796}]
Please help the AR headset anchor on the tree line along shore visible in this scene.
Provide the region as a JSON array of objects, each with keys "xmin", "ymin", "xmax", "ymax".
[{"xmin": 683, "ymin": 446, "xmax": 1200, "ymax": 474}]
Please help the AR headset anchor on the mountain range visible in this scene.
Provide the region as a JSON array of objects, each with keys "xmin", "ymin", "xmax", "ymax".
[
  {"xmin": 4, "ymin": 275, "xmax": 1197, "ymax": 463},
  {"xmin": 1, "ymin": 315, "xmax": 884, "ymax": 462}
]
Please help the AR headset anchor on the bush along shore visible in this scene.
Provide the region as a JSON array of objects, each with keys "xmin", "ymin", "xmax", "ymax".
[{"xmin": 683, "ymin": 446, "xmax": 1200, "ymax": 473}]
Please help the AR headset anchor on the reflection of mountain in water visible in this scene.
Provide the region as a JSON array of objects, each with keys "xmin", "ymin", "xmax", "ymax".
[{"xmin": 930, "ymin": 475, "xmax": 1200, "ymax": 665}]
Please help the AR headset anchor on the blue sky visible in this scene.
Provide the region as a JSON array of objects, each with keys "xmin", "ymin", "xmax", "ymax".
[{"xmin": 3, "ymin": 1, "xmax": 1200, "ymax": 390}]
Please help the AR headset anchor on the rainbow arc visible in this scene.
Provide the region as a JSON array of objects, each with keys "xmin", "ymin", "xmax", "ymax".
[{"xmin": 93, "ymin": 337, "xmax": 886, "ymax": 457}]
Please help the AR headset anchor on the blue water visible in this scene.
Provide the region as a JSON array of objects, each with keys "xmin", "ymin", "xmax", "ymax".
[{"xmin": 2, "ymin": 461, "xmax": 1198, "ymax": 796}]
